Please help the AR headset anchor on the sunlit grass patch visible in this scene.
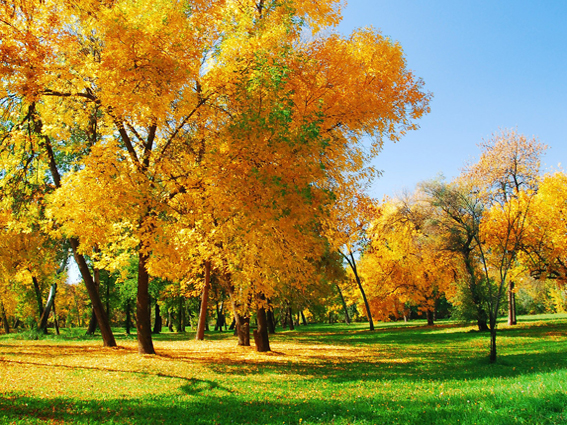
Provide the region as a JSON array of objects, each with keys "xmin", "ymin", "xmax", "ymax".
[{"xmin": 1, "ymin": 314, "xmax": 567, "ymax": 424}]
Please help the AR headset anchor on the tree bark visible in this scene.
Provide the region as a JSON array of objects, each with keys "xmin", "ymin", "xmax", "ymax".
[
  {"xmin": 176, "ymin": 297, "xmax": 185, "ymax": 332},
  {"xmin": 343, "ymin": 250, "xmax": 375, "ymax": 331},
  {"xmin": 39, "ymin": 121, "xmax": 116, "ymax": 347},
  {"xmin": 32, "ymin": 276, "xmax": 43, "ymax": 321},
  {"xmin": 53, "ymin": 302, "xmax": 60, "ymax": 335},
  {"xmin": 235, "ymin": 313, "xmax": 250, "ymax": 346},
  {"xmin": 38, "ymin": 284, "xmax": 57, "ymax": 333},
  {"xmin": 266, "ymin": 309, "xmax": 276, "ymax": 334},
  {"xmin": 168, "ymin": 309, "xmax": 174, "ymax": 332},
  {"xmin": 136, "ymin": 251, "xmax": 155, "ymax": 354},
  {"xmin": 508, "ymin": 281, "xmax": 517, "ymax": 325},
  {"xmin": 152, "ymin": 300, "xmax": 162, "ymax": 334},
  {"xmin": 426, "ymin": 309, "xmax": 434, "ymax": 326},
  {"xmin": 196, "ymin": 261, "xmax": 211, "ymax": 340},
  {"xmin": 0, "ymin": 299, "xmax": 10, "ymax": 334},
  {"xmin": 253, "ymin": 301, "xmax": 271, "ymax": 352},
  {"xmin": 300, "ymin": 310, "xmax": 308, "ymax": 326},
  {"xmin": 125, "ymin": 300, "xmax": 132, "ymax": 335},
  {"xmin": 489, "ymin": 327, "xmax": 497, "ymax": 363},
  {"xmin": 336, "ymin": 283, "xmax": 351, "ymax": 324},
  {"xmin": 287, "ymin": 306, "xmax": 295, "ymax": 331}
]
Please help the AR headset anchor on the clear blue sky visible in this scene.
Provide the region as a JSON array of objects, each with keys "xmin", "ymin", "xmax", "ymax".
[{"xmin": 336, "ymin": 0, "xmax": 567, "ymax": 199}]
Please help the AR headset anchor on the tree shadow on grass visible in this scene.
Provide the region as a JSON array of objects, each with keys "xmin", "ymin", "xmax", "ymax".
[{"xmin": 1, "ymin": 386, "xmax": 566, "ymax": 425}]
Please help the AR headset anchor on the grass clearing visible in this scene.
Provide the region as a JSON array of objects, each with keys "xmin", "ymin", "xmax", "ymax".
[{"xmin": 1, "ymin": 314, "xmax": 567, "ymax": 424}]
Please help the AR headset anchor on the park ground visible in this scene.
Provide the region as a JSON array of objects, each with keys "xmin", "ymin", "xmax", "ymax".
[{"xmin": 1, "ymin": 314, "xmax": 567, "ymax": 424}]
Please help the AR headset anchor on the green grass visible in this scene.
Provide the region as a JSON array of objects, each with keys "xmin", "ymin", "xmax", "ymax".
[{"xmin": 1, "ymin": 314, "xmax": 567, "ymax": 424}]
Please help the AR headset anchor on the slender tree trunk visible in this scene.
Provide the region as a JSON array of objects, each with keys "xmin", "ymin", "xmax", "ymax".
[
  {"xmin": 489, "ymin": 327, "xmax": 497, "ymax": 363},
  {"xmin": 343, "ymin": 250, "xmax": 375, "ymax": 331},
  {"xmin": 300, "ymin": 310, "xmax": 308, "ymax": 326},
  {"xmin": 39, "ymin": 121, "xmax": 115, "ymax": 347},
  {"xmin": 38, "ymin": 284, "xmax": 57, "ymax": 334},
  {"xmin": 0, "ymin": 299, "xmax": 10, "ymax": 334},
  {"xmin": 266, "ymin": 309, "xmax": 276, "ymax": 334},
  {"xmin": 125, "ymin": 300, "xmax": 132, "ymax": 335},
  {"xmin": 168, "ymin": 309, "xmax": 174, "ymax": 332},
  {"xmin": 336, "ymin": 283, "xmax": 351, "ymax": 324},
  {"xmin": 153, "ymin": 300, "xmax": 162, "ymax": 334},
  {"xmin": 508, "ymin": 281, "xmax": 517, "ymax": 325},
  {"xmin": 196, "ymin": 261, "xmax": 211, "ymax": 340},
  {"xmin": 287, "ymin": 306, "xmax": 295, "ymax": 331},
  {"xmin": 228, "ymin": 318, "xmax": 236, "ymax": 331},
  {"xmin": 32, "ymin": 276, "xmax": 43, "ymax": 321},
  {"xmin": 253, "ymin": 300, "xmax": 271, "ymax": 352},
  {"xmin": 136, "ymin": 251, "xmax": 155, "ymax": 354},
  {"xmin": 177, "ymin": 297, "xmax": 185, "ymax": 332},
  {"xmin": 53, "ymin": 302, "xmax": 60, "ymax": 335}
]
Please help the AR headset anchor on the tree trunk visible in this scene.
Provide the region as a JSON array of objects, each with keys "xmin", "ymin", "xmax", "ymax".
[
  {"xmin": 70, "ymin": 238, "xmax": 116, "ymax": 346},
  {"xmin": 266, "ymin": 309, "xmax": 276, "ymax": 334},
  {"xmin": 196, "ymin": 261, "xmax": 211, "ymax": 340},
  {"xmin": 136, "ymin": 251, "xmax": 155, "ymax": 354},
  {"xmin": 287, "ymin": 306, "xmax": 295, "ymax": 331},
  {"xmin": 105, "ymin": 272, "xmax": 111, "ymax": 319},
  {"xmin": 168, "ymin": 309, "xmax": 174, "ymax": 332},
  {"xmin": 153, "ymin": 300, "xmax": 162, "ymax": 334},
  {"xmin": 253, "ymin": 302, "xmax": 271, "ymax": 352},
  {"xmin": 38, "ymin": 284, "xmax": 57, "ymax": 334},
  {"xmin": 508, "ymin": 281, "xmax": 517, "ymax": 325},
  {"xmin": 235, "ymin": 313, "xmax": 250, "ymax": 346},
  {"xmin": 426, "ymin": 309, "xmax": 434, "ymax": 326},
  {"xmin": 300, "ymin": 310, "xmax": 308, "ymax": 326},
  {"xmin": 336, "ymin": 283, "xmax": 351, "ymax": 324},
  {"xmin": 344, "ymin": 250, "xmax": 375, "ymax": 331},
  {"xmin": 0, "ymin": 299, "xmax": 10, "ymax": 334},
  {"xmin": 489, "ymin": 327, "xmax": 497, "ymax": 363},
  {"xmin": 53, "ymin": 302, "xmax": 60, "ymax": 335},
  {"xmin": 176, "ymin": 297, "xmax": 185, "ymax": 332},
  {"xmin": 125, "ymin": 300, "xmax": 132, "ymax": 335},
  {"xmin": 215, "ymin": 302, "xmax": 226, "ymax": 332},
  {"xmin": 228, "ymin": 318, "xmax": 236, "ymax": 331},
  {"xmin": 32, "ymin": 276, "xmax": 43, "ymax": 322},
  {"xmin": 40, "ymin": 128, "xmax": 115, "ymax": 347}
]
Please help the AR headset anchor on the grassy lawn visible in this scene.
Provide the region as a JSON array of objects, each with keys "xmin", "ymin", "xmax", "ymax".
[{"xmin": 1, "ymin": 314, "xmax": 567, "ymax": 424}]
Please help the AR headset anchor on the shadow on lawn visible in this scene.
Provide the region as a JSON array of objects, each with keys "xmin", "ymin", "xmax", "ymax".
[{"xmin": 1, "ymin": 386, "xmax": 566, "ymax": 425}]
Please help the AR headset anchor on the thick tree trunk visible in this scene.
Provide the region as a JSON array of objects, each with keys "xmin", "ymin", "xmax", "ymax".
[
  {"xmin": 0, "ymin": 300, "xmax": 9, "ymax": 334},
  {"xmin": 235, "ymin": 314, "xmax": 250, "ymax": 346},
  {"xmin": 196, "ymin": 261, "xmax": 211, "ymax": 340},
  {"xmin": 426, "ymin": 309, "xmax": 434, "ymax": 326},
  {"xmin": 508, "ymin": 281, "xmax": 517, "ymax": 325},
  {"xmin": 136, "ymin": 251, "xmax": 155, "ymax": 354},
  {"xmin": 253, "ymin": 303, "xmax": 271, "ymax": 352},
  {"xmin": 38, "ymin": 284, "xmax": 57, "ymax": 334},
  {"xmin": 153, "ymin": 300, "xmax": 162, "ymax": 334},
  {"xmin": 336, "ymin": 283, "xmax": 351, "ymax": 324}
]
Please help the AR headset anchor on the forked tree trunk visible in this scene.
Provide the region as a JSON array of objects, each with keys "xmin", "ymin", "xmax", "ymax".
[
  {"xmin": 508, "ymin": 281, "xmax": 517, "ymax": 325},
  {"xmin": 136, "ymin": 251, "xmax": 155, "ymax": 354},
  {"xmin": 196, "ymin": 261, "xmax": 211, "ymax": 340},
  {"xmin": 253, "ymin": 303, "xmax": 271, "ymax": 352},
  {"xmin": 343, "ymin": 250, "xmax": 375, "ymax": 331}
]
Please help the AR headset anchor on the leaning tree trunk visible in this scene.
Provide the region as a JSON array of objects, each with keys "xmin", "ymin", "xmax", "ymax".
[
  {"xmin": 52, "ymin": 302, "xmax": 60, "ymax": 335},
  {"xmin": 31, "ymin": 276, "xmax": 43, "ymax": 322},
  {"xmin": 253, "ymin": 301, "xmax": 271, "ymax": 352},
  {"xmin": 336, "ymin": 283, "xmax": 351, "ymax": 324},
  {"xmin": 38, "ymin": 283, "xmax": 57, "ymax": 334},
  {"xmin": 136, "ymin": 251, "xmax": 155, "ymax": 354},
  {"xmin": 86, "ymin": 267, "xmax": 100, "ymax": 335},
  {"xmin": 40, "ymin": 122, "xmax": 116, "ymax": 347},
  {"xmin": 196, "ymin": 261, "xmax": 211, "ymax": 341},
  {"xmin": 343, "ymin": 250, "xmax": 375, "ymax": 331},
  {"xmin": 508, "ymin": 281, "xmax": 517, "ymax": 325}
]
